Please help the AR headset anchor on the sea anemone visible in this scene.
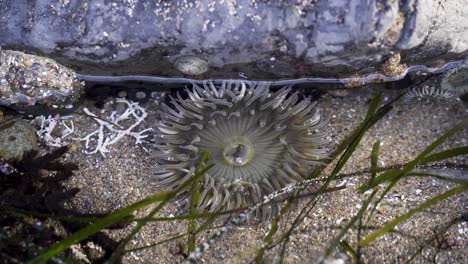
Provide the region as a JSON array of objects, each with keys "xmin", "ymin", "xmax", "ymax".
[
  {"xmin": 440, "ymin": 68, "xmax": 468, "ymax": 96},
  {"xmin": 152, "ymin": 81, "xmax": 328, "ymax": 220},
  {"xmin": 403, "ymin": 68, "xmax": 468, "ymax": 104},
  {"xmin": 402, "ymin": 85, "xmax": 458, "ymax": 104}
]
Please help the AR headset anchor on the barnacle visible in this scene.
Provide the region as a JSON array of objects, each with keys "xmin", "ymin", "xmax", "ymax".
[
  {"xmin": 382, "ymin": 53, "xmax": 407, "ymax": 77},
  {"xmin": 152, "ymin": 81, "xmax": 328, "ymax": 220}
]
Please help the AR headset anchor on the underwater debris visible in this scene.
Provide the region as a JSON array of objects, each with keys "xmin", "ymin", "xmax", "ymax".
[
  {"xmin": 78, "ymin": 99, "xmax": 151, "ymax": 156},
  {"xmin": 33, "ymin": 114, "xmax": 75, "ymax": 148},
  {"xmin": 152, "ymin": 81, "xmax": 328, "ymax": 220},
  {"xmin": 0, "ymin": 48, "xmax": 83, "ymax": 107},
  {"xmin": 32, "ymin": 99, "xmax": 151, "ymax": 156}
]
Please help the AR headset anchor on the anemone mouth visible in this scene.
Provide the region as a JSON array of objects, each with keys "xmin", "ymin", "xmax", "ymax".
[
  {"xmin": 221, "ymin": 137, "xmax": 255, "ymax": 166},
  {"xmin": 152, "ymin": 81, "xmax": 328, "ymax": 220}
]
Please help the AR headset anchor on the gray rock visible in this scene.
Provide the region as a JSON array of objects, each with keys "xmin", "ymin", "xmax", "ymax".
[
  {"xmin": 0, "ymin": 0, "xmax": 467, "ymax": 79},
  {"xmin": 0, "ymin": 118, "xmax": 38, "ymax": 161}
]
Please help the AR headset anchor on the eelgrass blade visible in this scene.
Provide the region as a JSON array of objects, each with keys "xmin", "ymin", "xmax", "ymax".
[
  {"xmin": 27, "ymin": 191, "xmax": 172, "ymax": 264},
  {"xmin": 306, "ymin": 91, "xmax": 387, "ymax": 182},
  {"xmin": 126, "ymin": 209, "xmax": 220, "ymax": 253},
  {"xmin": 185, "ymin": 92, "xmax": 395, "ymax": 263},
  {"xmin": 365, "ymin": 121, "xmax": 467, "ymax": 221},
  {"xmin": 269, "ymin": 92, "xmax": 389, "ymax": 262},
  {"xmin": 254, "ymin": 199, "xmax": 292, "ymax": 263},
  {"xmin": 418, "ymin": 146, "xmax": 468, "ymax": 164},
  {"xmin": 29, "ymin": 152, "xmax": 213, "ymax": 264},
  {"xmin": 324, "ymin": 189, "xmax": 378, "ymax": 257},
  {"xmin": 340, "ymin": 240, "xmax": 359, "ymax": 263},
  {"xmin": 367, "ymin": 141, "xmax": 380, "ymax": 189},
  {"xmin": 327, "ymin": 92, "xmax": 383, "ymax": 181},
  {"xmin": 407, "ymin": 171, "xmax": 468, "ymax": 185},
  {"xmin": 322, "ymin": 141, "xmax": 380, "ymax": 260},
  {"xmin": 360, "ymin": 120, "xmax": 467, "ymax": 192},
  {"xmin": 363, "ymin": 129, "xmax": 467, "ymax": 218},
  {"xmin": 323, "ymin": 141, "xmax": 380, "ymax": 259},
  {"xmin": 188, "ymin": 152, "xmax": 208, "ymax": 252},
  {"xmin": 367, "ymin": 178, "xmax": 397, "ymax": 220},
  {"xmin": 106, "ymin": 153, "xmax": 212, "ymax": 263},
  {"xmin": 359, "ymin": 185, "xmax": 468, "ymax": 246}
]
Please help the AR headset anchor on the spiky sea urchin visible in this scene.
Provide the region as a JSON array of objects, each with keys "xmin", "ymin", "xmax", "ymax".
[{"xmin": 152, "ymin": 81, "xmax": 328, "ymax": 220}]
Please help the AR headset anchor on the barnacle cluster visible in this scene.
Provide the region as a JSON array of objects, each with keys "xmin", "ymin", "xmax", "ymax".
[
  {"xmin": 0, "ymin": 48, "xmax": 83, "ymax": 106},
  {"xmin": 152, "ymin": 81, "xmax": 328, "ymax": 220},
  {"xmin": 382, "ymin": 53, "xmax": 407, "ymax": 77}
]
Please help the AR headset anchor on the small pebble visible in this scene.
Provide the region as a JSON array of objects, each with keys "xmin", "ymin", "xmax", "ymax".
[{"xmin": 135, "ymin": 91, "xmax": 146, "ymax": 100}]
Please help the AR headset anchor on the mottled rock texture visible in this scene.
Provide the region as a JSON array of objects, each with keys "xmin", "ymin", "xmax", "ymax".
[
  {"xmin": 1, "ymin": 0, "xmax": 467, "ymax": 79},
  {"xmin": 0, "ymin": 118, "xmax": 37, "ymax": 161}
]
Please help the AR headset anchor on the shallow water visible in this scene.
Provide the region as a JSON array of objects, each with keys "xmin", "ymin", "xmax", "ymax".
[
  {"xmin": 1, "ymin": 58, "xmax": 467, "ymax": 263},
  {"xmin": 64, "ymin": 86, "xmax": 467, "ymax": 263},
  {"xmin": 77, "ymin": 58, "xmax": 467, "ymax": 86}
]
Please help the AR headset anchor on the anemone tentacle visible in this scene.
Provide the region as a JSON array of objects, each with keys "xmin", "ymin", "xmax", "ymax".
[
  {"xmin": 403, "ymin": 85, "xmax": 458, "ymax": 104},
  {"xmin": 152, "ymin": 81, "xmax": 328, "ymax": 220}
]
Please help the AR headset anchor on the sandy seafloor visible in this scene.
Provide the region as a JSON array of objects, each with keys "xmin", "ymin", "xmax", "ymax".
[{"xmin": 39, "ymin": 87, "xmax": 467, "ymax": 263}]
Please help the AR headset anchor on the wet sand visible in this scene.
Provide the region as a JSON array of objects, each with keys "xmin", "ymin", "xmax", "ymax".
[{"xmin": 58, "ymin": 89, "xmax": 467, "ymax": 263}]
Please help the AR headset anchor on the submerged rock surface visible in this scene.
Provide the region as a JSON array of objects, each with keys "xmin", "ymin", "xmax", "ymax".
[
  {"xmin": 0, "ymin": 118, "xmax": 37, "ymax": 161},
  {"xmin": 0, "ymin": 49, "xmax": 83, "ymax": 106},
  {"xmin": 1, "ymin": 0, "xmax": 467, "ymax": 78}
]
